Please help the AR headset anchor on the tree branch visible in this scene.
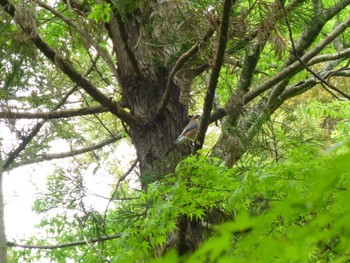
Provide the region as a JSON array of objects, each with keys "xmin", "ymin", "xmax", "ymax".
[
  {"xmin": 267, "ymin": 0, "xmax": 350, "ymax": 105},
  {"xmin": 8, "ymin": 134, "xmax": 125, "ymax": 170},
  {"xmin": 0, "ymin": 0, "xmax": 139, "ymax": 128},
  {"xmin": 103, "ymin": 158, "xmax": 138, "ymax": 223},
  {"xmin": 276, "ymin": 68, "xmax": 350, "ymax": 109},
  {"xmin": 279, "ymin": 0, "xmax": 350, "ymax": 100},
  {"xmin": 1, "ymin": 54, "xmax": 99, "ymax": 171},
  {"xmin": 34, "ymin": 0, "xmax": 119, "ymax": 81},
  {"xmin": 113, "ymin": 11, "xmax": 142, "ymax": 78},
  {"xmin": 244, "ymin": 14, "xmax": 350, "ymax": 104},
  {"xmin": 0, "ymin": 106, "xmax": 109, "ymax": 120},
  {"xmin": 307, "ymin": 49, "xmax": 350, "ymax": 66},
  {"xmin": 193, "ymin": 0, "xmax": 234, "ymax": 153},
  {"xmin": 7, "ymin": 233, "xmax": 121, "ymax": 250},
  {"xmin": 155, "ymin": 25, "xmax": 216, "ymax": 117}
]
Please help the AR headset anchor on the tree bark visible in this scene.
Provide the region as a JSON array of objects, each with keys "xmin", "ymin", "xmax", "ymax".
[{"xmin": 106, "ymin": 8, "xmax": 194, "ymax": 180}]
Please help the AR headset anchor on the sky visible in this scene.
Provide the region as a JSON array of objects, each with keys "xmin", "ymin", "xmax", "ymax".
[{"xmin": 2, "ymin": 128, "xmax": 136, "ymax": 243}]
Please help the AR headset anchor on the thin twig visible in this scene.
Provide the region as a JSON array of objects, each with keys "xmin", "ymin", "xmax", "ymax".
[{"xmin": 103, "ymin": 159, "xmax": 138, "ymax": 218}]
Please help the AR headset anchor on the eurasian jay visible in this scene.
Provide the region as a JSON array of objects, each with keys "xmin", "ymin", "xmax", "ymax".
[
  {"xmin": 174, "ymin": 115, "xmax": 201, "ymax": 145},
  {"xmin": 166, "ymin": 115, "xmax": 201, "ymax": 156}
]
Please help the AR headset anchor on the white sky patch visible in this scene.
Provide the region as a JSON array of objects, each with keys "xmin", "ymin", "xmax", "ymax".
[
  {"xmin": 4, "ymin": 165, "xmax": 50, "ymax": 240},
  {"xmin": 3, "ymin": 137, "xmax": 137, "ymax": 242}
]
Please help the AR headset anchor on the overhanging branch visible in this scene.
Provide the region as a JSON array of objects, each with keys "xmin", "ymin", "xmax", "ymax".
[
  {"xmin": 0, "ymin": 106, "xmax": 109, "ymax": 120},
  {"xmin": 9, "ymin": 134, "xmax": 125, "ymax": 170},
  {"xmin": 34, "ymin": 0, "xmax": 119, "ymax": 81},
  {"xmin": 7, "ymin": 233, "xmax": 121, "ymax": 250},
  {"xmin": 0, "ymin": 0, "xmax": 139, "ymax": 128}
]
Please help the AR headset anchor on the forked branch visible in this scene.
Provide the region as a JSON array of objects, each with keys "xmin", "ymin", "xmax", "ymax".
[{"xmin": 0, "ymin": 0, "xmax": 139, "ymax": 128}]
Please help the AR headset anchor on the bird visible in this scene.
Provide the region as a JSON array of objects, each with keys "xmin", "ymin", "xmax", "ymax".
[
  {"xmin": 174, "ymin": 115, "xmax": 201, "ymax": 145},
  {"xmin": 166, "ymin": 115, "xmax": 201, "ymax": 156}
]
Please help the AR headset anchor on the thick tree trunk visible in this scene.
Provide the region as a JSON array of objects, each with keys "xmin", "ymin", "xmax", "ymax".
[
  {"xmin": 106, "ymin": 7, "xmax": 205, "ymax": 252},
  {"xmin": 107, "ymin": 10, "xmax": 192, "ymax": 180}
]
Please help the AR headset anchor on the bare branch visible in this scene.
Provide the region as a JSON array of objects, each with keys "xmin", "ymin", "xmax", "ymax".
[
  {"xmin": 8, "ymin": 134, "xmax": 125, "ymax": 170},
  {"xmin": 308, "ymin": 49, "xmax": 350, "ymax": 66},
  {"xmin": 193, "ymin": 0, "xmax": 234, "ymax": 153},
  {"xmin": 7, "ymin": 233, "xmax": 121, "ymax": 250},
  {"xmin": 0, "ymin": 106, "xmax": 109, "ymax": 120}
]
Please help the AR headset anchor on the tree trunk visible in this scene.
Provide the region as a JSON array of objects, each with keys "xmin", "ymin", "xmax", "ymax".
[
  {"xmin": 107, "ymin": 10, "xmax": 192, "ymax": 180},
  {"xmin": 106, "ymin": 7, "xmax": 204, "ymax": 252}
]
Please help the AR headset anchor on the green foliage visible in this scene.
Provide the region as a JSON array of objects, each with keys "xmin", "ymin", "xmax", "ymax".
[
  {"xmin": 3, "ymin": 0, "xmax": 350, "ymax": 262},
  {"xmin": 88, "ymin": 3, "xmax": 111, "ymax": 23},
  {"xmin": 110, "ymin": 154, "xmax": 239, "ymax": 261},
  {"xmin": 147, "ymin": 142, "xmax": 350, "ymax": 263},
  {"xmin": 305, "ymin": 100, "xmax": 350, "ymax": 143},
  {"xmin": 12, "ymin": 95, "xmax": 350, "ymax": 262}
]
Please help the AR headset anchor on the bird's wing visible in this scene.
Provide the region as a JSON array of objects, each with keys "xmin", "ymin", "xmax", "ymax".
[{"xmin": 183, "ymin": 122, "xmax": 197, "ymax": 133}]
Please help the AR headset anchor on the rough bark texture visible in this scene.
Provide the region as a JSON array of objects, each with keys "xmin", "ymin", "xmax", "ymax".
[{"xmin": 106, "ymin": 8, "xmax": 194, "ymax": 180}]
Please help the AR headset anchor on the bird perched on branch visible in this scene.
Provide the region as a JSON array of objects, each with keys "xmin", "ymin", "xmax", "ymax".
[{"xmin": 166, "ymin": 115, "xmax": 201, "ymax": 156}]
